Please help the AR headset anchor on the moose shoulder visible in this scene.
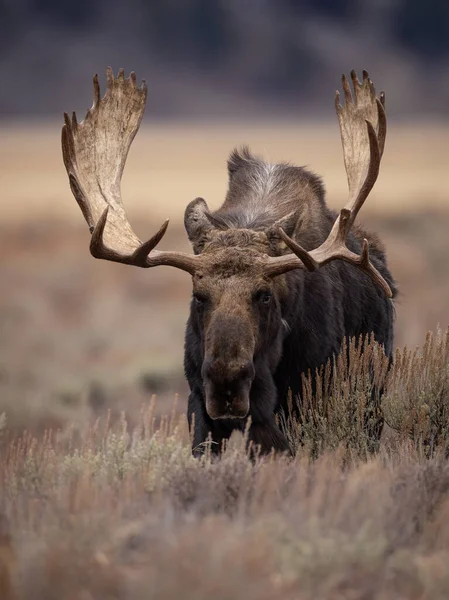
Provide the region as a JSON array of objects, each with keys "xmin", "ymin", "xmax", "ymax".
[{"xmin": 62, "ymin": 68, "xmax": 396, "ymax": 457}]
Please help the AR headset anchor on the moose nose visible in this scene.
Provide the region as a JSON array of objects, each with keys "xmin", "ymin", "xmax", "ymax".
[{"xmin": 202, "ymin": 359, "xmax": 255, "ymax": 384}]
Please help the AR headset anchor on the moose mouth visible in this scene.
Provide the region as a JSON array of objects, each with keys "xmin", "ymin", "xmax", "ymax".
[
  {"xmin": 204, "ymin": 384, "xmax": 251, "ymax": 420},
  {"xmin": 202, "ymin": 357, "xmax": 254, "ymax": 420},
  {"xmin": 206, "ymin": 402, "xmax": 250, "ymax": 420}
]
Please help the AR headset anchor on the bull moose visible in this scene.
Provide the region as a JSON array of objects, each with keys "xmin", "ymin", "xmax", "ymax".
[{"xmin": 62, "ymin": 68, "xmax": 396, "ymax": 456}]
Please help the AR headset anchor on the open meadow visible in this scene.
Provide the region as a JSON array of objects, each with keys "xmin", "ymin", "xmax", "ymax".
[{"xmin": 1, "ymin": 121, "xmax": 449, "ymax": 598}]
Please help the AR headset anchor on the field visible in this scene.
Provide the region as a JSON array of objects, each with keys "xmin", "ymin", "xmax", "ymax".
[{"xmin": 1, "ymin": 121, "xmax": 449, "ymax": 598}]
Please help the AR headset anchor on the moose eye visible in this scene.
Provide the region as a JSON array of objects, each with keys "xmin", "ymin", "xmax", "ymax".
[
  {"xmin": 255, "ymin": 290, "xmax": 272, "ymax": 305},
  {"xmin": 194, "ymin": 293, "xmax": 208, "ymax": 307}
]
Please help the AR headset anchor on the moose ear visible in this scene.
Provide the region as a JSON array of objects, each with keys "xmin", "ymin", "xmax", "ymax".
[
  {"xmin": 184, "ymin": 197, "xmax": 213, "ymax": 242},
  {"xmin": 184, "ymin": 197, "xmax": 217, "ymax": 252},
  {"xmin": 265, "ymin": 211, "xmax": 300, "ymax": 241}
]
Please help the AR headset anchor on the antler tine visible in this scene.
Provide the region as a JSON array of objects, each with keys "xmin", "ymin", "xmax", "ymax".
[
  {"xmin": 264, "ymin": 69, "xmax": 392, "ymax": 298},
  {"xmin": 61, "ymin": 68, "xmax": 199, "ymax": 274},
  {"xmin": 336, "ymin": 69, "xmax": 384, "ymax": 228}
]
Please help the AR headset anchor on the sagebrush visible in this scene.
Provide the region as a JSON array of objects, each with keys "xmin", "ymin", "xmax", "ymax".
[{"xmin": 0, "ymin": 327, "xmax": 448, "ymax": 599}]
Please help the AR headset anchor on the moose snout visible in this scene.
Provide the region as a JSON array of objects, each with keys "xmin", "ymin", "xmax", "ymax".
[
  {"xmin": 202, "ymin": 359, "xmax": 255, "ymax": 384},
  {"xmin": 202, "ymin": 359, "xmax": 255, "ymax": 420}
]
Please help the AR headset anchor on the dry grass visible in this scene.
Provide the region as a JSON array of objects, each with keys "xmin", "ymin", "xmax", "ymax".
[{"xmin": 1, "ymin": 328, "xmax": 449, "ymax": 599}]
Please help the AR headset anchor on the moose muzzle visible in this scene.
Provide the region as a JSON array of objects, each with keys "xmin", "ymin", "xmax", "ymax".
[{"xmin": 203, "ymin": 358, "xmax": 255, "ymax": 419}]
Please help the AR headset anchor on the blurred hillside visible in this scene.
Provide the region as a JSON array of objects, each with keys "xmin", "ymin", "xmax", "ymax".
[{"xmin": 1, "ymin": 0, "xmax": 449, "ymax": 118}]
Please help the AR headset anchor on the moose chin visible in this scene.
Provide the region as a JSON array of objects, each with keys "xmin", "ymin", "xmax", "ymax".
[
  {"xmin": 202, "ymin": 360, "xmax": 255, "ymax": 420},
  {"xmin": 61, "ymin": 67, "xmax": 396, "ymax": 458},
  {"xmin": 204, "ymin": 389, "xmax": 251, "ymax": 421}
]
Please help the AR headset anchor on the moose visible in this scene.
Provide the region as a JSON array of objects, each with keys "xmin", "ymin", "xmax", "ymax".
[{"xmin": 62, "ymin": 68, "xmax": 396, "ymax": 456}]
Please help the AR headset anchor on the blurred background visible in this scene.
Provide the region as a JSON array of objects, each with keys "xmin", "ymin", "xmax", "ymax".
[{"xmin": 1, "ymin": 0, "xmax": 448, "ymax": 434}]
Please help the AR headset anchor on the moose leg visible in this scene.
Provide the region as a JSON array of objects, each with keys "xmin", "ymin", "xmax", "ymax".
[
  {"xmin": 187, "ymin": 390, "xmax": 214, "ymax": 457},
  {"xmin": 188, "ymin": 389, "xmax": 237, "ymax": 457},
  {"xmin": 248, "ymin": 420, "xmax": 292, "ymax": 457}
]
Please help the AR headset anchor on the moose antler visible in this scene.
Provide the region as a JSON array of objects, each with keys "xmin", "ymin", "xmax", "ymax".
[
  {"xmin": 265, "ymin": 70, "xmax": 392, "ymax": 298},
  {"xmin": 62, "ymin": 68, "xmax": 199, "ymax": 273}
]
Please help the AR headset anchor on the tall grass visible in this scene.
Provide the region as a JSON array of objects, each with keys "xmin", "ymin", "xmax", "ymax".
[{"xmin": 0, "ymin": 328, "xmax": 448, "ymax": 599}]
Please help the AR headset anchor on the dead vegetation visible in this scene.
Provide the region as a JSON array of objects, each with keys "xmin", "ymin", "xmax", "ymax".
[{"xmin": 0, "ymin": 327, "xmax": 449, "ymax": 599}]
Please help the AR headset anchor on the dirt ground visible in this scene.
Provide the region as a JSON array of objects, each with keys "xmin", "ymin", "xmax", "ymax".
[{"xmin": 1, "ymin": 122, "xmax": 448, "ymax": 433}]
